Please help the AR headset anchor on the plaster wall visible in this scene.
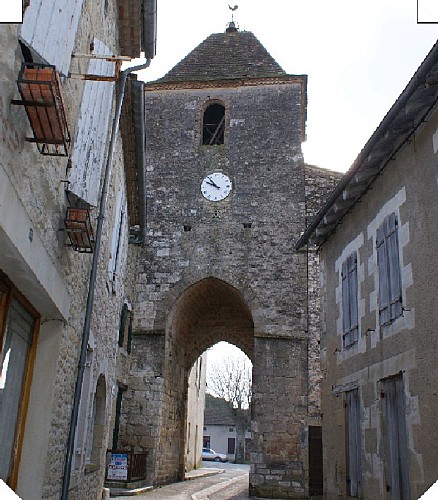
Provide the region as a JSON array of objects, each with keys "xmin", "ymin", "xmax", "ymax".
[{"xmin": 319, "ymin": 104, "xmax": 438, "ymax": 499}]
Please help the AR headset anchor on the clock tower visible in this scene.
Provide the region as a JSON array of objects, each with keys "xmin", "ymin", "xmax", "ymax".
[{"xmin": 123, "ymin": 24, "xmax": 328, "ymax": 499}]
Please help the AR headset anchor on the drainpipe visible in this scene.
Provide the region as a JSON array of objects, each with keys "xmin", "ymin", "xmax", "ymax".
[{"xmin": 61, "ymin": 58, "xmax": 151, "ymax": 500}]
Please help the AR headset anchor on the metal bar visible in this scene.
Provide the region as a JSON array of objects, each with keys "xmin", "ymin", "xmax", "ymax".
[
  {"xmin": 11, "ymin": 99, "xmax": 55, "ymax": 108},
  {"xmin": 72, "ymin": 53, "xmax": 132, "ymax": 62}
]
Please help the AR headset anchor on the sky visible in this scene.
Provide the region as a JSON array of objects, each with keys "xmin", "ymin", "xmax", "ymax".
[{"xmin": 136, "ymin": 0, "xmax": 438, "ymax": 172}]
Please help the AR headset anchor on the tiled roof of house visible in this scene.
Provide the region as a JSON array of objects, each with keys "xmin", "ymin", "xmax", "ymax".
[
  {"xmin": 204, "ymin": 407, "xmax": 236, "ymax": 426},
  {"xmin": 157, "ymin": 30, "xmax": 286, "ymax": 83}
]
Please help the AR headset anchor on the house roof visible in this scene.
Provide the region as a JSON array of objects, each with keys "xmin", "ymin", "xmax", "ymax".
[
  {"xmin": 204, "ymin": 407, "xmax": 236, "ymax": 427},
  {"xmin": 296, "ymin": 39, "xmax": 438, "ymax": 250},
  {"xmin": 157, "ymin": 29, "xmax": 286, "ymax": 83}
]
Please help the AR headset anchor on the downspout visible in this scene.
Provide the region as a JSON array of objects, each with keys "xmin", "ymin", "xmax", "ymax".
[{"xmin": 61, "ymin": 58, "xmax": 151, "ymax": 500}]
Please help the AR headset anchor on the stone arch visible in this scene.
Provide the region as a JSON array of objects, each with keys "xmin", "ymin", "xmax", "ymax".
[
  {"xmin": 167, "ymin": 276, "xmax": 254, "ymax": 367},
  {"xmin": 154, "ymin": 271, "xmax": 260, "ymax": 334}
]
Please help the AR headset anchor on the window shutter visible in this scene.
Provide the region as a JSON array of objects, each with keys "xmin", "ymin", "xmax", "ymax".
[
  {"xmin": 348, "ymin": 253, "xmax": 359, "ymax": 344},
  {"xmin": 118, "ymin": 304, "xmax": 127, "ymax": 348},
  {"xmin": 377, "ymin": 224, "xmax": 390, "ymax": 326},
  {"xmin": 342, "ymin": 260, "xmax": 350, "ymax": 336},
  {"xmin": 386, "ymin": 214, "xmax": 403, "ymax": 320},
  {"xmin": 343, "ymin": 253, "xmax": 359, "ymax": 348},
  {"xmin": 346, "ymin": 389, "xmax": 362, "ymax": 497},
  {"xmin": 108, "ymin": 191, "xmax": 123, "ymax": 284},
  {"xmin": 20, "ymin": 0, "xmax": 84, "ymax": 76},
  {"xmin": 68, "ymin": 39, "xmax": 115, "ymax": 206}
]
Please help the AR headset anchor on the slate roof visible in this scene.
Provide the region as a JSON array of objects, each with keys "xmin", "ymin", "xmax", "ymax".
[
  {"xmin": 204, "ymin": 407, "xmax": 236, "ymax": 427},
  {"xmin": 157, "ymin": 30, "xmax": 286, "ymax": 83},
  {"xmin": 296, "ymin": 39, "xmax": 438, "ymax": 249}
]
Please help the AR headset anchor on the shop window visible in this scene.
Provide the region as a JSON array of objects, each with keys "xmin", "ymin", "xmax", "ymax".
[{"xmin": 0, "ymin": 274, "xmax": 40, "ymax": 489}]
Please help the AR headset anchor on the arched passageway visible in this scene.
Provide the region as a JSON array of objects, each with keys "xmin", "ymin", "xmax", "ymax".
[
  {"xmin": 120, "ymin": 276, "xmax": 310, "ymax": 498},
  {"xmin": 157, "ymin": 277, "xmax": 254, "ymax": 483}
]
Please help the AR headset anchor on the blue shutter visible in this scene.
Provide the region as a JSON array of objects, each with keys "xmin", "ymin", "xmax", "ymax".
[
  {"xmin": 386, "ymin": 213, "xmax": 402, "ymax": 321},
  {"xmin": 342, "ymin": 260, "xmax": 350, "ymax": 336},
  {"xmin": 343, "ymin": 253, "xmax": 359, "ymax": 348},
  {"xmin": 348, "ymin": 253, "xmax": 359, "ymax": 344},
  {"xmin": 377, "ymin": 224, "xmax": 390, "ymax": 326}
]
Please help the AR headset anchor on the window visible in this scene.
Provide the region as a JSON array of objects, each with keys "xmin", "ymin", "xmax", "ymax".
[
  {"xmin": 112, "ymin": 384, "xmax": 127, "ymax": 449},
  {"xmin": 202, "ymin": 103, "xmax": 225, "ymax": 145},
  {"xmin": 382, "ymin": 375, "xmax": 410, "ymax": 500},
  {"xmin": 118, "ymin": 303, "xmax": 132, "ymax": 353},
  {"xmin": 342, "ymin": 252, "xmax": 359, "ymax": 348},
  {"xmin": 0, "ymin": 275, "xmax": 39, "ymax": 488},
  {"xmin": 203, "ymin": 436, "xmax": 210, "ymax": 448},
  {"xmin": 86, "ymin": 375, "xmax": 106, "ymax": 466},
  {"xmin": 108, "ymin": 191, "xmax": 127, "ymax": 293},
  {"xmin": 346, "ymin": 389, "xmax": 362, "ymax": 498},
  {"xmin": 376, "ymin": 213, "xmax": 402, "ymax": 326}
]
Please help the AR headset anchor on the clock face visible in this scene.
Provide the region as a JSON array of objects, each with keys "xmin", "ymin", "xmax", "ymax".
[{"xmin": 201, "ymin": 172, "xmax": 232, "ymax": 202}]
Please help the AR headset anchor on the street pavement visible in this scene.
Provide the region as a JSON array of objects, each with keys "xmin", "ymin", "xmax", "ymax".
[{"xmin": 113, "ymin": 462, "xmax": 250, "ymax": 499}]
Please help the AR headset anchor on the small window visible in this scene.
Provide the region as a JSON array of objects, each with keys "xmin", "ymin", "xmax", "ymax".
[
  {"xmin": 118, "ymin": 303, "xmax": 132, "ymax": 353},
  {"xmin": 229, "ymin": 428, "xmax": 234, "ymax": 432},
  {"xmin": 342, "ymin": 252, "xmax": 359, "ymax": 348},
  {"xmin": 202, "ymin": 103, "xmax": 225, "ymax": 145},
  {"xmin": 376, "ymin": 213, "xmax": 402, "ymax": 326}
]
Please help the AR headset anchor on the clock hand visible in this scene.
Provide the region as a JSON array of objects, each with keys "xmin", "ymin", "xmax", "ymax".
[{"xmin": 207, "ymin": 177, "xmax": 220, "ymax": 189}]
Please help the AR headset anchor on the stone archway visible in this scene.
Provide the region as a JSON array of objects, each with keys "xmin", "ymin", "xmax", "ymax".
[
  {"xmin": 157, "ymin": 277, "xmax": 254, "ymax": 483},
  {"xmin": 121, "ymin": 275, "xmax": 310, "ymax": 498}
]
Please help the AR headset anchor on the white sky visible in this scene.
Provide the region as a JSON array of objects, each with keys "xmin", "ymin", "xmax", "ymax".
[{"xmin": 136, "ymin": 0, "xmax": 438, "ymax": 172}]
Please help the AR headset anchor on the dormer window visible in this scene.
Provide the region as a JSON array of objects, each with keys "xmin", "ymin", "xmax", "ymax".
[{"xmin": 202, "ymin": 102, "xmax": 225, "ymax": 145}]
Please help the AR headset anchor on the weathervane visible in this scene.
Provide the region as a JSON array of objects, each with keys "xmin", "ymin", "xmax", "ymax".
[{"xmin": 228, "ymin": 4, "xmax": 238, "ymax": 22}]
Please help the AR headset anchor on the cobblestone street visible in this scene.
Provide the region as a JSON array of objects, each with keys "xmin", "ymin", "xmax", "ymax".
[{"xmin": 114, "ymin": 464, "xmax": 250, "ymax": 500}]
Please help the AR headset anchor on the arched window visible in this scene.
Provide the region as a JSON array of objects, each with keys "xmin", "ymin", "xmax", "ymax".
[{"xmin": 202, "ymin": 103, "xmax": 225, "ymax": 145}]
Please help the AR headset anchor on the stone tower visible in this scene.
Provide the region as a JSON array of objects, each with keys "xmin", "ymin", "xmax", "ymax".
[{"xmin": 121, "ymin": 25, "xmax": 332, "ymax": 499}]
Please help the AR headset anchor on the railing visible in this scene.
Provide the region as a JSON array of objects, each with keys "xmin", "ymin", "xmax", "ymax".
[
  {"xmin": 13, "ymin": 63, "xmax": 70, "ymax": 156},
  {"xmin": 106, "ymin": 449, "xmax": 148, "ymax": 483}
]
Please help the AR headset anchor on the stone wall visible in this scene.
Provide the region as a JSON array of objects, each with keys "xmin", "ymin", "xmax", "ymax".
[
  {"xmin": 0, "ymin": 0, "xmax": 132, "ymax": 498},
  {"xmin": 127, "ymin": 80, "xmax": 312, "ymax": 497}
]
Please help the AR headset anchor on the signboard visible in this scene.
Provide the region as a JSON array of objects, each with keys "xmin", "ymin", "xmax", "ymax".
[{"xmin": 107, "ymin": 452, "xmax": 129, "ymax": 481}]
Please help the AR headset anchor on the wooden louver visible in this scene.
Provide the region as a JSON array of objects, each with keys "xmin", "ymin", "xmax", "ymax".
[{"xmin": 15, "ymin": 63, "xmax": 71, "ymax": 156}]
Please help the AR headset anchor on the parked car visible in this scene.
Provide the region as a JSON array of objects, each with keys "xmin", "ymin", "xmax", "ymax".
[{"xmin": 201, "ymin": 447, "xmax": 228, "ymax": 462}]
